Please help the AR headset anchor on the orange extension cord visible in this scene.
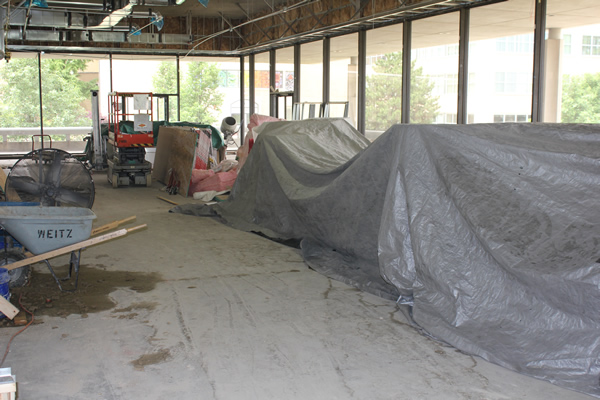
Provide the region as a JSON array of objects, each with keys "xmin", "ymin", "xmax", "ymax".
[{"xmin": 0, "ymin": 293, "xmax": 34, "ymax": 367}]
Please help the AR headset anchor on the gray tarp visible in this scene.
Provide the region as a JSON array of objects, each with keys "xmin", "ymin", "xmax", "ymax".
[{"xmin": 173, "ymin": 119, "xmax": 600, "ymax": 396}]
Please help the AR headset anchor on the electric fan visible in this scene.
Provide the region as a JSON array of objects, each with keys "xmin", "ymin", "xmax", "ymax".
[{"xmin": 5, "ymin": 148, "xmax": 95, "ymax": 208}]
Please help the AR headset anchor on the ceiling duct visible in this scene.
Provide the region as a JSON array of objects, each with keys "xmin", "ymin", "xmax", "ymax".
[
  {"xmin": 87, "ymin": 0, "xmax": 176, "ymax": 31},
  {"xmin": 5, "ymin": 0, "xmax": 178, "ymax": 31}
]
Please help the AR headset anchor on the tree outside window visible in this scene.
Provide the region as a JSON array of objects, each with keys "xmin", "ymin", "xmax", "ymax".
[
  {"xmin": 153, "ymin": 61, "xmax": 224, "ymax": 125},
  {"xmin": 366, "ymin": 52, "xmax": 439, "ymax": 130}
]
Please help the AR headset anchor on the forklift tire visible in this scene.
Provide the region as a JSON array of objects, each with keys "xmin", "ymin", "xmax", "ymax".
[{"xmin": 0, "ymin": 251, "xmax": 30, "ymax": 288}]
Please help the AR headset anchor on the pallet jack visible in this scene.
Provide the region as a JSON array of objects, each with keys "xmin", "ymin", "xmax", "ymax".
[{"xmin": 106, "ymin": 92, "xmax": 154, "ymax": 188}]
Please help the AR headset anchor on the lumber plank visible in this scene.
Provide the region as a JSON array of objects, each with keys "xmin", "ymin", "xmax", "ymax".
[
  {"xmin": 0, "ymin": 296, "xmax": 18, "ymax": 320},
  {"xmin": 157, "ymin": 196, "xmax": 178, "ymax": 205},
  {"xmin": 91, "ymin": 216, "xmax": 136, "ymax": 236},
  {"xmin": 5, "ymin": 225, "xmax": 147, "ymax": 271}
]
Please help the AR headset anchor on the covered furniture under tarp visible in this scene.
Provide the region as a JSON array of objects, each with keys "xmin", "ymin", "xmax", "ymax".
[{"xmin": 173, "ymin": 119, "xmax": 600, "ymax": 396}]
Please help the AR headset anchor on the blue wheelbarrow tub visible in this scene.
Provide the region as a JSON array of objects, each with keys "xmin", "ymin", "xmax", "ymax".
[{"xmin": 0, "ymin": 206, "xmax": 96, "ymax": 255}]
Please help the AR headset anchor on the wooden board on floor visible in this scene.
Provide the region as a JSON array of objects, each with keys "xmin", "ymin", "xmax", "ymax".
[
  {"xmin": 0, "ymin": 295, "xmax": 18, "ymax": 320},
  {"xmin": 153, "ymin": 126, "xmax": 198, "ymax": 198}
]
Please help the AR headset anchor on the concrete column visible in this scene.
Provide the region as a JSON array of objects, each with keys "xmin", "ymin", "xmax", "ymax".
[{"xmin": 544, "ymin": 28, "xmax": 563, "ymax": 122}]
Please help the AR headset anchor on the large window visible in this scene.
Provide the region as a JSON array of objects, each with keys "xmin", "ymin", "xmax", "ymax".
[
  {"xmin": 468, "ymin": 0, "xmax": 535, "ymax": 123},
  {"xmin": 254, "ymin": 52, "xmax": 270, "ymax": 118},
  {"xmin": 275, "ymin": 47, "xmax": 294, "ymax": 120},
  {"xmin": 412, "ymin": 12, "xmax": 459, "ymax": 124},
  {"xmin": 0, "ymin": 53, "xmax": 98, "ymax": 154},
  {"xmin": 495, "ymin": 34, "xmax": 534, "ymax": 54},
  {"xmin": 330, "ymin": 33, "xmax": 358, "ymax": 127},
  {"xmin": 495, "ymin": 72, "xmax": 531, "ymax": 94},
  {"xmin": 365, "ymin": 24, "xmax": 403, "ymax": 140},
  {"xmin": 234, "ymin": 56, "xmax": 250, "ymax": 131},
  {"xmin": 300, "ymin": 41, "xmax": 323, "ymax": 103},
  {"xmin": 582, "ymin": 35, "xmax": 600, "ymax": 56},
  {"xmin": 174, "ymin": 57, "xmax": 233, "ymax": 125},
  {"xmin": 551, "ymin": 22, "xmax": 600, "ymax": 122}
]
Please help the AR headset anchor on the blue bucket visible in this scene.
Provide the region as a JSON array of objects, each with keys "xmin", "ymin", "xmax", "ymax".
[{"xmin": 0, "ymin": 268, "xmax": 10, "ymax": 319}]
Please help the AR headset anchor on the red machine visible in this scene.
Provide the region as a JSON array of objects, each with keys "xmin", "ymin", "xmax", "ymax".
[{"xmin": 106, "ymin": 92, "xmax": 155, "ymax": 187}]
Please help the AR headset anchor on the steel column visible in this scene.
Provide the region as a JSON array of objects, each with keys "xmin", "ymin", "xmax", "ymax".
[
  {"xmin": 176, "ymin": 55, "xmax": 181, "ymax": 122},
  {"xmin": 457, "ymin": 7, "xmax": 470, "ymax": 124},
  {"xmin": 401, "ymin": 21, "xmax": 411, "ymax": 124},
  {"xmin": 109, "ymin": 53, "xmax": 113, "ymax": 92},
  {"xmin": 294, "ymin": 44, "xmax": 301, "ymax": 104},
  {"xmin": 323, "ymin": 36, "xmax": 330, "ymax": 106},
  {"xmin": 532, "ymin": 0, "xmax": 546, "ymax": 122},
  {"xmin": 38, "ymin": 52, "xmax": 44, "ymax": 136},
  {"xmin": 90, "ymin": 90, "xmax": 104, "ymax": 170},
  {"xmin": 239, "ymin": 56, "xmax": 246, "ymax": 143},
  {"xmin": 357, "ymin": 29, "xmax": 366, "ymax": 134},
  {"xmin": 269, "ymin": 49, "xmax": 276, "ymax": 116},
  {"xmin": 249, "ymin": 54, "xmax": 256, "ymax": 116}
]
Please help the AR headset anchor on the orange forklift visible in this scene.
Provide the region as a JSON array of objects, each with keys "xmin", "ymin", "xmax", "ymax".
[{"xmin": 106, "ymin": 92, "xmax": 154, "ymax": 188}]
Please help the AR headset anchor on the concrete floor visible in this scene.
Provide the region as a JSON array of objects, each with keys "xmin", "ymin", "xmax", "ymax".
[{"xmin": 1, "ymin": 171, "xmax": 592, "ymax": 399}]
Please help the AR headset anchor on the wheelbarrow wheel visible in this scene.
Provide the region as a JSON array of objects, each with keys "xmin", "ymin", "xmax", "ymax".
[{"xmin": 0, "ymin": 251, "xmax": 30, "ymax": 288}]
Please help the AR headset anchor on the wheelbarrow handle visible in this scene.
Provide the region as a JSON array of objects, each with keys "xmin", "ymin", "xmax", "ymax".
[{"xmin": 4, "ymin": 224, "xmax": 148, "ymax": 271}]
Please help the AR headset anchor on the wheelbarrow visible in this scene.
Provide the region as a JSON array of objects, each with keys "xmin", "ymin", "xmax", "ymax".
[{"xmin": 0, "ymin": 206, "xmax": 145, "ymax": 292}]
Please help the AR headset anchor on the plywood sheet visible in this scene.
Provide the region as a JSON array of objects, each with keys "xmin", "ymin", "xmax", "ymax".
[{"xmin": 154, "ymin": 126, "xmax": 198, "ymax": 197}]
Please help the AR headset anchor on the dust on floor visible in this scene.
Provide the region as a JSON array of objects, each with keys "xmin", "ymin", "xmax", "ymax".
[{"xmin": 2, "ymin": 263, "xmax": 163, "ymax": 325}]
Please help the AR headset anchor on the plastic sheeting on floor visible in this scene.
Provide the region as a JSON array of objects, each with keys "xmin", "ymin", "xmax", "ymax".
[{"xmin": 172, "ymin": 119, "xmax": 600, "ymax": 396}]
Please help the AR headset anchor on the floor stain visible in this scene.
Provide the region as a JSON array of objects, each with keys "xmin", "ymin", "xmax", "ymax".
[
  {"xmin": 113, "ymin": 302, "xmax": 158, "ymax": 313},
  {"xmin": 4, "ymin": 265, "xmax": 163, "ymax": 322},
  {"xmin": 131, "ymin": 348, "xmax": 171, "ymax": 371}
]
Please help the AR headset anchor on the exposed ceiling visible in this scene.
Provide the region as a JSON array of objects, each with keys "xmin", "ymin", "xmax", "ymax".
[
  {"xmin": 2, "ymin": 0, "xmax": 506, "ymax": 57},
  {"xmin": 2, "ymin": 0, "xmax": 600, "ymax": 60}
]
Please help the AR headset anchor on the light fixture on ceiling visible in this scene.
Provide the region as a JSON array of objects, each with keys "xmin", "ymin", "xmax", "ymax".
[
  {"xmin": 198, "ymin": 0, "xmax": 209, "ymax": 7},
  {"xmin": 175, "ymin": 0, "xmax": 185, "ymax": 4},
  {"xmin": 151, "ymin": 11, "xmax": 164, "ymax": 30},
  {"xmin": 130, "ymin": 23, "xmax": 142, "ymax": 36}
]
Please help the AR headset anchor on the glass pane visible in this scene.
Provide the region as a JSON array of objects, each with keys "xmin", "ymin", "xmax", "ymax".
[
  {"xmin": 365, "ymin": 25, "xmax": 403, "ymax": 140},
  {"xmin": 468, "ymin": 0, "xmax": 535, "ymax": 123},
  {"xmin": 107, "ymin": 55, "xmax": 178, "ymax": 124},
  {"xmin": 330, "ymin": 33, "xmax": 358, "ymax": 126},
  {"xmin": 238, "ymin": 56, "xmax": 250, "ymax": 129},
  {"xmin": 149, "ymin": 59, "xmax": 178, "ymax": 122},
  {"xmin": 0, "ymin": 53, "xmax": 41, "ymax": 154},
  {"xmin": 300, "ymin": 41, "xmax": 323, "ymax": 103},
  {"xmin": 276, "ymin": 47, "xmax": 294, "ymax": 120},
  {"xmin": 548, "ymin": 1, "xmax": 600, "ymax": 122},
  {"xmin": 255, "ymin": 52, "xmax": 270, "ymax": 118},
  {"xmin": 41, "ymin": 54, "xmax": 98, "ymax": 153},
  {"xmin": 178, "ymin": 56, "xmax": 235, "ymax": 126},
  {"xmin": 412, "ymin": 12, "xmax": 459, "ymax": 124}
]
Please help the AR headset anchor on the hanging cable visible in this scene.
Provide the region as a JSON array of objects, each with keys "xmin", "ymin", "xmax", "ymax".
[{"xmin": 184, "ymin": 0, "xmax": 319, "ymax": 57}]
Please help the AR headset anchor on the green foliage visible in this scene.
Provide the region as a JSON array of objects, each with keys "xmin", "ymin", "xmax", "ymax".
[
  {"xmin": 0, "ymin": 58, "xmax": 97, "ymax": 128},
  {"xmin": 152, "ymin": 61, "xmax": 177, "ymax": 93},
  {"xmin": 152, "ymin": 62, "xmax": 178, "ymax": 120},
  {"xmin": 561, "ymin": 73, "xmax": 600, "ymax": 123},
  {"xmin": 366, "ymin": 52, "xmax": 439, "ymax": 130},
  {"xmin": 152, "ymin": 61, "xmax": 224, "ymax": 125}
]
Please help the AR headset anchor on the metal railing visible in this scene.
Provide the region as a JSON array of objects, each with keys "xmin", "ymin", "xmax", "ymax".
[{"xmin": 0, "ymin": 127, "xmax": 90, "ymax": 155}]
